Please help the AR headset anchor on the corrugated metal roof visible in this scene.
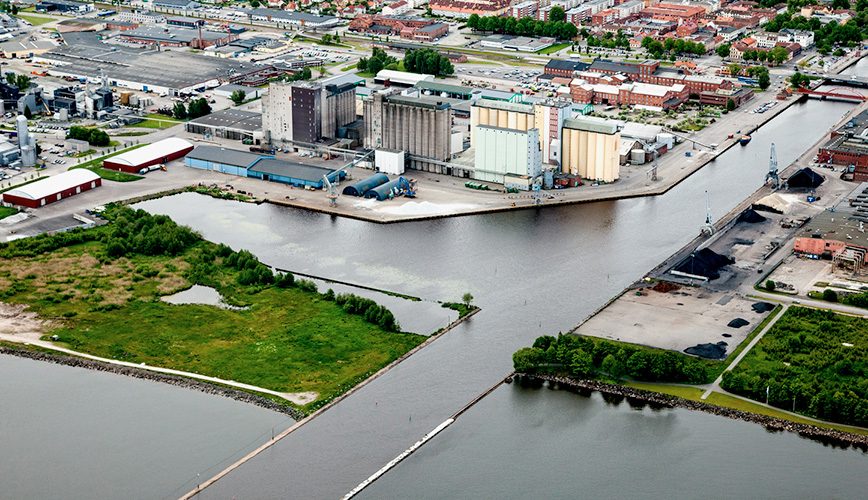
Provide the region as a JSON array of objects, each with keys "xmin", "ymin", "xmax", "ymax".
[
  {"xmin": 472, "ymin": 98, "xmax": 534, "ymax": 114},
  {"xmin": 5, "ymin": 169, "xmax": 99, "ymax": 201},
  {"xmin": 249, "ymin": 159, "xmax": 335, "ymax": 183},
  {"xmin": 564, "ymin": 117, "xmax": 620, "ymax": 135},
  {"xmin": 106, "ymin": 138, "xmax": 193, "ymax": 167},
  {"xmin": 186, "ymin": 146, "xmax": 263, "ymax": 168}
]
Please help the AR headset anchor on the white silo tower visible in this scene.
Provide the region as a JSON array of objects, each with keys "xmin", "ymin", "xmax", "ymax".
[{"xmin": 15, "ymin": 114, "xmax": 29, "ymax": 149}]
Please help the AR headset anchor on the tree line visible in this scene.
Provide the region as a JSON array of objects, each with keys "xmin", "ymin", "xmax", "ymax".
[
  {"xmin": 513, "ymin": 334, "xmax": 711, "ymax": 383},
  {"xmin": 68, "ymin": 126, "xmax": 110, "ymax": 147},
  {"xmin": 172, "ymin": 97, "xmax": 211, "ymax": 120},
  {"xmin": 403, "ymin": 48, "xmax": 454, "ymax": 76},
  {"xmin": 641, "ymin": 36, "xmax": 706, "ymax": 58},
  {"xmin": 467, "ymin": 9, "xmax": 578, "ymax": 40}
]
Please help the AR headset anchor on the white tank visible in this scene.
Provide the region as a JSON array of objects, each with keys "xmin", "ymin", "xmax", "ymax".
[
  {"xmin": 631, "ymin": 149, "xmax": 645, "ymax": 164},
  {"xmin": 21, "ymin": 145, "xmax": 35, "ymax": 167},
  {"xmin": 16, "ymin": 115, "xmax": 29, "ymax": 148}
]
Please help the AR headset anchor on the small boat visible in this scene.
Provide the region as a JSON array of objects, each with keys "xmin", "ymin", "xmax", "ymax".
[{"xmin": 739, "ymin": 135, "xmax": 752, "ymax": 146}]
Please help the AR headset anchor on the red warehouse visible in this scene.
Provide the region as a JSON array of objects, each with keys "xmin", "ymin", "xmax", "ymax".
[
  {"xmin": 103, "ymin": 138, "xmax": 194, "ymax": 173},
  {"xmin": 3, "ymin": 169, "xmax": 101, "ymax": 208}
]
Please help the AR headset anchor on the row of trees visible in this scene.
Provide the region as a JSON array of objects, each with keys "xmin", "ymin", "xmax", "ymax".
[
  {"xmin": 357, "ymin": 47, "xmax": 397, "ymax": 75},
  {"xmin": 172, "ymin": 97, "xmax": 212, "ymax": 120},
  {"xmin": 641, "ymin": 36, "xmax": 706, "ymax": 57},
  {"xmin": 467, "ymin": 11, "xmax": 578, "ymax": 40},
  {"xmin": 277, "ymin": 66, "xmax": 313, "ymax": 83},
  {"xmin": 725, "ymin": 63, "xmax": 771, "ymax": 89},
  {"xmin": 586, "ymin": 31, "xmax": 630, "ymax": 50},
  {"xmin": 68, "ymin": 126, "xmax": 110, "ymax": 147},
  {"xmin": 513, "ymin": 334, "xmax": 711, "ymax": 383},
  {"xmin": 5, "ymin": 72, "xmax": 30, "ymax": 92},
  {"xmin": 334, "ymin": 293, "xmax": 399, "ymax": 332},
  {"xmin": 403, "ymin": 48, "xmax": 454, "ymax": 76}
]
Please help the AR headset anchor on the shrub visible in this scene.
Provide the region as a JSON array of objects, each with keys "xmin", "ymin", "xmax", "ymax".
[
  {"xmin": 765, "ymin": 280, "xmax": 776, "ymax": 291},
  {"xmin": 823, "ymin": 289, "xmax": 838, "ymax": 302}
]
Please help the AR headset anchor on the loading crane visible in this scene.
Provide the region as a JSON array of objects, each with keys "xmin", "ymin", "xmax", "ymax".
[
  {"xmin": 765, "ymin": 143, "xmax": 779, "ymax": 189},
  {"xmin": 635, "ymin": 139, "xmax": 658, "ymax": 181},
  {"xmin": 321, "ymin": 149, "xmax": 376, "ymax": 207},
  {"xmin": 700, "ymin": 190, "xmax": 715, "ymax": 236}
]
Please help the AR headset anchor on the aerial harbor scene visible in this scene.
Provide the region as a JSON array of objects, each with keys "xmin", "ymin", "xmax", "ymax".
[{"xmin": 3, "ymin": 0, "xmax": 868, "ymax": 497}]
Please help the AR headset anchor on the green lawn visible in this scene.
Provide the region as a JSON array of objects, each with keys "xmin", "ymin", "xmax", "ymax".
[
  {"xmin": 145, "ymin": 113, "xmax": 182, "ymax": 122},
  {"xmin": 536, "ymin": 43, "xmax": 571, "ymax": 55},
  {"xmin": 70, "ymin": 144, "xmax": 146, "ymax": 182},
  {"xmin": 133, "ymin": 119, "xmax": 181, "ymax": 129},
  {"xmin": 0, "ymin": 214, "xmax": 426, "ymax": 409},
  {"xmin": 16, "ymin": 13, "xmax": 54, "ymax": 26},
  {"xmin": 0, "ymin": 206, "xmax": 18, "ymax": 220},
  {"xmin": 706, "ymin": 304, "xmax": 783, "ymax": 380},
  {"xmin": 341, "ymin": 63, "xmax": 358, "ymax": 71}
]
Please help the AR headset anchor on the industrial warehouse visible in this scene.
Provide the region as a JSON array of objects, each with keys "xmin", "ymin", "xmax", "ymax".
[
  {"xmin": 2, "ymin": 169, "xmax": 101, "ymax": 208},
  {"xmin": 103, "ymin": 138, "xmax": 195, "ymax": 173},
  {"xmin": 184, "ymin": 145, "xmax": 345, "ymax": 189}
]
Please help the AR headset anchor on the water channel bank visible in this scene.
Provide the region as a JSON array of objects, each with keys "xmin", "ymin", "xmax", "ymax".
[
  {"xmin": 0, "ymin": 346, "xmax": 305, "ymax": 419},
  {"xmin": 519, "ymin": 373, "xmax": 868, "ymax": 450}
]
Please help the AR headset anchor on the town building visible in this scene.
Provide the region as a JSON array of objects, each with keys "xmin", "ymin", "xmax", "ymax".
[
  {"xmin": 114, "ymin": 10, "xmax": 166, "ymax": 24},
  {"xmin": 119, "ymin": 26, "xmax": 237, "ymax": 48},
  {"xmin": 35, "ymin": 0, "xmax": 94, "ymax": 14},
  {"xmin": 348, "ymin": 14, "xmax": 449, "ymax": 41},
  {"xmin": 544, "ymin": 58, "xmax": 591, "ymax": 78},
  {"xmin": 569, "ymin": 80, "xmax": 688, "ymax": 111},
  {"xmin": 638, "ymin": 2, "xmax": 705, "ymax": 22},
  {"xmin": 185, "ymin": 108, "xmax": 263, "ymax": 143},
  {"xmin": 428, "ymin": 0, "xmax": 511, "ymax": 18},
  {"xmin": 0, "ymin": 38, "xmax": 56, "ymax": 58},
  {"xmin": 509, "ymin": 0, "xmax": 539, "ymax": 18},
  {"xmin": 151, "ymin": 0, "xmax": 199, "ymax": 10},
  {"xmin": 2, "ymin": 169, "xmax": 101, "ymax": 208},
  {"xmin": 246, "ymin": 8, "xmax": 340, "ymax": 28},
  {"xmin": 818, "ymin": 110, "xmax": 868, "ymax": 180},
  {"xmin": 166, "ymin": 16, "xmax": 205, "ymax": 28},
  {"xmin": 383, "ymin": 0, "xmax": 410, "ymax": 15}
]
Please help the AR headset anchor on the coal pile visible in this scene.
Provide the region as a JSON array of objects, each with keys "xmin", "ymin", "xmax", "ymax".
[
  {"xmin": 652, "ymin": 282, "xmax": 680, "ymax": 293},
  {"xmin": 787, "ymin": 167, "xmax": 824, "ymax": 189},
  {"xmin": 752, "ymin": 302, "xmax": 775, "ymax": 313},
  {"xmin": 738, "ymin": 209, "xmax": 767, "ymax": 224},
  {"xmin": 673, "ymin": 248, "xmax": 734, "ymax": 280},
  {"xmin": 685, "ymin": 341, "xmax": 728, "ymax": 360},
  {"xmin": 728, "ymin": 318, "xmax": 749, "ymax": 328}
]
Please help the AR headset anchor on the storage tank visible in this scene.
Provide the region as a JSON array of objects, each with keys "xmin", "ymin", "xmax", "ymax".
[
  {"xmin": 120, "ymin": 91, "xmax": 131, "ymax": 105},
  {"xmin": 656, "ymin": 133, "xmax": 674, "ymax": 149},
  {"xmin": 543, "ymin": 169, "xmax": 554, "ymax": 189},
  {"xmin": 342, "ymin": 173, "xmax": 389, "ymax": 197},
  {"xmin": 129, "ymin": 95, "xmax": 139, "ymax": 107},
  {"xmin": 21, "ymin": 145, "xmax": 35, "ymax": 167},
  {"xmin": 630, "ymin": 149, "xmax": 645, "ymax": 164},
  {"xmin": 57, "ymin": 108, "xmax": 69, "ymax": 121},
  {"xmin": 15, "ymin": 115, "xmax": 29, "ymax": 149}
]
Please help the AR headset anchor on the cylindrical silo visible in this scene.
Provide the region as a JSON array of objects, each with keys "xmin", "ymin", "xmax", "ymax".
[{"xmin": 16, "ymin": 115, "xmax": 29, "ymax": 148}]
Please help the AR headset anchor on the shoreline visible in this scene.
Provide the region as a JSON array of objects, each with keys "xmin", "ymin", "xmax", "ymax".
[
  {"xmin": 519, "ymin": 373, "xmax": 868, "ymax": 450},
  {"xmin": 0, "ymin": 346, "xmax": 306, "ymax": 420}
]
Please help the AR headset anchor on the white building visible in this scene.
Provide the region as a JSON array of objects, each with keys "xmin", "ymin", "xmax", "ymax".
[
  {"xmin": 383, "ymin": 0, "xmax": 410, "ymax": 15},
  {"xmin": 612, "ymin": 0, "xmax": 643, "ymax": 19},
  {"xmin": 779, "ymin": 28, "xmax": 814, "ymax": 48},
  {"xmin": 474, "ymin": 126, "xmax": 542, "ymax": 184}
]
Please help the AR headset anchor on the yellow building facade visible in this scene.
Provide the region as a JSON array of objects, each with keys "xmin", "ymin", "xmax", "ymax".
[{"xmin": 560, "ymin": 118, "xmax": 621, "ymax": 183}]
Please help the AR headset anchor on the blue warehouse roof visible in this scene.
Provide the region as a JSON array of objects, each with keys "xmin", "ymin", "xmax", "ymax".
[
  {"xmin": 186, "ymin": 146, "xmax": 263, "ymax": 168},
  {"xmin": 249, "ymin": 158, "xmax": 339, "ymax": 184}
]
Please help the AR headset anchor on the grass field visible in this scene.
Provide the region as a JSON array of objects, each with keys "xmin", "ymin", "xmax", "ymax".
[
  {"xmin": 0, "ymin": 218, "xmax": 426, "ymax": 409},
  {"xmin": 537, "ymin": 43, "xmax": 571, "ymax": 55},
  {"xmin": 132, "ymin": 119, "xmax": 180, "ymax": 129},
  {"xmin": 70, "ymin": 144, "xmax": 146, "ymax": 182},
  {"xmin": 16, "ymin": 13, "xmax": 53, "ymax": 25},
  {"xmin": 0, "ymin": 206, "xmax": 18, "ymax": 220}
]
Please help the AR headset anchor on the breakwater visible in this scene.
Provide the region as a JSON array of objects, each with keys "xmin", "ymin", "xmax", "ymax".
[
  {"xmin": 520, "ymin": 373, "xmax": 868, "ymax": 451},
  {"xmin": 0, "ymin": 346, "xmax": 305, "ymax": 420}
]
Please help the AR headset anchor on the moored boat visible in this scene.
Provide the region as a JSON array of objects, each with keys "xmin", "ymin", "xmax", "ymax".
[{"xmin": 739, "ymin": 135, "xmax": 752, "ymax": 146}]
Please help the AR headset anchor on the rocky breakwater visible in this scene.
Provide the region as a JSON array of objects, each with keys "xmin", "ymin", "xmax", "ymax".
[
  {"xmin": 0, "ymin": 347, "xmax": 305, "ymax": 420},
  {"xmin": 518, "ymin": 373, "xmax": 868, "ymax": 452}
]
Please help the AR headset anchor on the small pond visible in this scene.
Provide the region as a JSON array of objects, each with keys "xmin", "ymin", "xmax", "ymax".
[{"xmin": 161, "ymin": 285, "xmax": 247, "ymax": 310}]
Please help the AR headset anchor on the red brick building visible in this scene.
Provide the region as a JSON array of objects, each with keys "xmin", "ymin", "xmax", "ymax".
[
  {"xmin": 2, "ymin": 169, "xmax": 101, "ymax": 208},
  {"xmin": 639, "ymin": 2, "xmax": 705, "ymax": 21}
]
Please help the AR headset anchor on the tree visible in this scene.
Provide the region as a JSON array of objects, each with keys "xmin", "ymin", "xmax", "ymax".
[
  {"xmin": 187, "ymin": 97, "xmax": 211, "ymax": 119},
  {"xmin": 4, "ymin": 72, "xmax": 13, "ymax": 86},
  {"xmin": 790, "ymin": 71, "xmax": 805, "ymax": 87},
  {"xmin": 570, "ymin": 349, "xmax": 593, "ymax": 377},
  {"xmin": 823, "ymin": 289, "xmax": 839, "ymax": 302},
  {"xmin": 770, "ymin": 46, "xmax": 788, "ymax": 65},
  {"xmin": 23, "ymin": 105, "xmax": 31, "ymax": 119},
  {"xmin": 357, "ymin": 57, "xmax": 368, "ymax": 72},
  {"xmin": 230, "ymin": 89, "xmax": 246, "ymax": 105},
  {"xmin": 726, "ymin": 98, "xmax": 736, "ymax": 111},
  {"xmin": 765, "ymin": 279, "xmax": 776, "ymax": 291},
  {"xmin": 172, "ymin": 101, "xmax": 187, "ymax": 120},
  {"xmin": 550, "ymin": 5, "xmax": 565, "ymax": 22},
  {"xmin": 727, "ymin": 63, "xmax": 742, "ymax": 77},
  {"xmin": 512, "ymin": 347, "xmax": 544, "ymax": 372},
  {"xmin": 832, "ymin": 0, "xmax": 850, "ymax": 9},
  {"xmin": 462, "ymin": 292, "xmax": 473, "ymax": 307},
  {"xmin": 15, "ymin": 74, "xmax": 30, "ymax": 92},
  {"xmin": 249, "ymin": 0, "xmax": 259, "ymax": 6},
  {"xmin": 756, "ymin": 67, "xmax": 771, "ymax": 89},
  {"xmin": 467, "ymin": 13, "xmax": 480, "ymax": 30}
]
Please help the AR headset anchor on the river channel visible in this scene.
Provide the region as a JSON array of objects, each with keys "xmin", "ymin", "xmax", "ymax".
[
  {"xmin": 1, "ymin": 72, "xmax": 866, "ymax": 499},
  {"xmin": 131, "ymin": 95, "xmax": 865, "ymax": 499}
]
